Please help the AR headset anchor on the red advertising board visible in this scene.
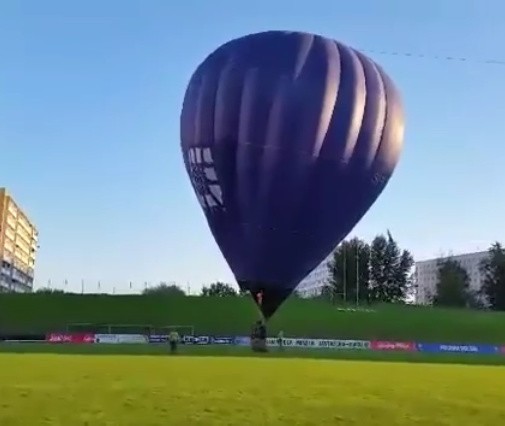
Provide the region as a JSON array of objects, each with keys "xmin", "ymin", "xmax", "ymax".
[
  {"xmin": 371, "ymin": 341, "xmax": 416, "ymax": 352},
  {"xmin": 46, "ymin": 333, "xmax": 95, "ymax": 344},
  {"xmin": 501, "ymin": 346, "xmax": 505, "ymax": 354}
]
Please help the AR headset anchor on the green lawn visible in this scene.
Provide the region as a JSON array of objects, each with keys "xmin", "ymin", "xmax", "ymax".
[
  {"xmin": 2, "ymin": 293, "xmax": 505, "ymax": 343},
  {"xmin": 0, "ymin": 353, "xmax": 504, "ymax": 425}
]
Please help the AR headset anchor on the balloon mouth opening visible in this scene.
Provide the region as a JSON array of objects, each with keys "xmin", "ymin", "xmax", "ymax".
[{"xmin": 238, "ymin": 281, "xmax": 293, "ymax": 320}]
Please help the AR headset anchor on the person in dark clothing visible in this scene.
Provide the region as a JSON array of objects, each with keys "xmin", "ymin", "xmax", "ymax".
[
  {"xmin": 256, "ymin": 320, "xmax": 268, "ymax": 352},
  {"xmin": 277, "ymin": 330, "xmax": 284, "ymax": 350},
  {"xmin": 258, "ymin": 321, "xmax": 266, "ymax": 340},
  {"xmin": 251, "ymin": 320, "xmax": 267, "ymax": 352},
  {"xmin": 168, "ymin": 330, "xmax": 179, "ymax": 354}
]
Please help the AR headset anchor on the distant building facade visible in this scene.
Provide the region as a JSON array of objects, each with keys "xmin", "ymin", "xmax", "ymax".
[
  {"xmin": 0, "ymin": 188, "xmax": 38, "ymax": 292},
  {"xmin": 296, "ymin": 254, "xmax": 332, "ymax": 297},
  {"xmin": 415, "ymin": 251, "xmax": 489, "ymax": 304}
]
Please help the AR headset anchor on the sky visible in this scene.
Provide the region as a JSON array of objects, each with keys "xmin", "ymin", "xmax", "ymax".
[{"xmin": 1, "ymin": 0, "xmax": 505, "ymax": 294}]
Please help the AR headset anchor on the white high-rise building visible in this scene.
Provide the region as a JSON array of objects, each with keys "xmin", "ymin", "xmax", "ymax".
[
  {"xmin": 296, "ymin": 254, "xmax": 332, "ymax": 297},
  {"xmin": 415, "ymin": 251, "xmax": 489, "ymax": 304}
]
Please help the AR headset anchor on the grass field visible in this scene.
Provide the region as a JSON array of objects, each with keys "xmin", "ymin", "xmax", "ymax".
[
  {"xmin": 1, "ymin": 353, "xmax": 505, "ymax": 425},
  {"xmin": 3, "ymin": 293, "xmax": 505, "ymax": 343}
]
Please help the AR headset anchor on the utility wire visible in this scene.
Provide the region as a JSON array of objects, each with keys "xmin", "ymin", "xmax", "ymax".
[{"xmin": 358, "ymin": 48, "xmax": 505, "ymax": 66}]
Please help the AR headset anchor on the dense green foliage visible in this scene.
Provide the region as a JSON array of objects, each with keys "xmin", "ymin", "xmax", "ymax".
[
  {"xmin": 480, "ymin": 242, "xmax": 505, "ymax": 310},
  {"xmin": 326, "ymin": 231, "xmax": 414, "ymax": 304},
  {"xmin": 434, "ymin": 258, "xmax": 472, "ymax": 307},
  {"xmin": 2, "ymin": 293, "xmax": 505, "ymax": 343}
]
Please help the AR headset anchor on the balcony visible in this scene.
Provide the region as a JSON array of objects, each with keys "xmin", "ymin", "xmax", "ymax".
[
  {"xmin": 5, "ymin": 228, "xmax": 15, "ymax": 241},
  {"xmin": 15, "ymin": 240, "xmax": 30, "ymax": 256},
  {"xmin": 6, "ymin": 216, "xmax": 17, "ymax": 230},
  {"xmin": 17, "ymin": 227, "xmax": 31, "ymax": 244},
  {"xmin": 18, "ymin": 222, "xmax": 32, "ymax": 236},
  {"xmin": 11, "ymin": 280, "xmax": 33, "ymax": 293},
  {"xmin": 4, "ymin": 241, "xmax": 14, "ymax": 253},
  {"xmin": 7, "ymin": 203, "xmax": 17, "ymax": 217},
  {"xmin": 0, "ymin": 279, "xmax": 10, "ymax": 292}
]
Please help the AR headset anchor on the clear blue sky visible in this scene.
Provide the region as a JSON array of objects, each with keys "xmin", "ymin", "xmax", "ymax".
[{"xmin": 2, "ymin": 0, "xmax": 505, "ymax": 294}]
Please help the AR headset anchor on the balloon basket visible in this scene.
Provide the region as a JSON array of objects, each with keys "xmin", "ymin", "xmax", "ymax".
[{"xmin": 251, "ymin": 338, "xmax": 268, "ymax": 353}]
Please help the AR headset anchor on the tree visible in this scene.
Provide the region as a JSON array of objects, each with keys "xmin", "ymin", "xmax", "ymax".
[
  {"xmin": 319, "ymin": 284, "xmax": 335, "ymax": 302},
  {"xmin": 201, "ymin": 282, "xmax": 237, "ymax": 297},
  {"xmin": 291, "ymin": 290, "xmax": 303, "ymax": 299},
  {"xmin": 369, "ymin": 230, "xmax": 414, "ymax": 303},
  {"xmin": 238, "ymin": 287, "xmax": 250, "ymax": 297},
  {"xmin": 142, "ymin": 282, "xmax": 185, "ymax": 296},
  {"xmin": 35, "ymin": 288, "xmax": 65, "ymax": 294},
  {"xmin": 433, "ymin": 258, "xmax": 470, "ymax": 307},
  {"xmin": 480, "ymin": 242, "xmax": 505, "ymax": 311},
  {"xmin": 327, "ymin": 237, "xmax": 371, "ymax": 304},
  {"xmin": 466, "ymin": 289, "xmax": 487, "ymax": 310}
]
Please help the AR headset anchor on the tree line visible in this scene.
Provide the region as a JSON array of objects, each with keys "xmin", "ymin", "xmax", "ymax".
[
  {"xmin": 322, "ymin": 233, "xmax": 505, "ymax": 311},
  {"xmin": 142, "ymin": 281, "xmax": 246, "ymax": 297},
  {"xmin": 141, "ymin": 231, "xmax": 416, "ymax": 304},
  {"xmin": 34, "ymin": 281, "xmax": 246, "ymax": 297},
  {"xmin": 323, "ymin": 231, "xmax": 414, "ymax": 304},
  {"xmin": 33, "ymin": 236, "xmax": 505, "ymax": 311}
]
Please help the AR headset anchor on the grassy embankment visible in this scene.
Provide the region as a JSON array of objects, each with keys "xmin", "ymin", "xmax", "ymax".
[{"xmin": 2, "ymin": 293, "xmax": 505, "ymax": 343}]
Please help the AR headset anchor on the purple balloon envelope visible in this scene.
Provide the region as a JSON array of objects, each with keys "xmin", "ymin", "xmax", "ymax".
[{"xmin": 180, "ymin": 31, "xmax": 405, "ymax": 319}]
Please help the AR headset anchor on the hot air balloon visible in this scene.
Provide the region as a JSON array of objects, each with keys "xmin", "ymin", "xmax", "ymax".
[{"xmin": 180, "ymin": 30, "xmax": 404, "ymax": 320}]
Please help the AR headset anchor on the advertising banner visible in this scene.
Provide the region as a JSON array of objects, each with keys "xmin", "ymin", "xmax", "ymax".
[
  {"xmin": 234, "ymin": 336, "xmax": 251, "ymax": 346},
  {"xmin": 371, "ymin": 341, "xmax": 417, "ymax": 352},
  {"xmin": 265, "ymin": 338, "xmax": 370, "ymax": 350},
  {"xmin": 211, "ymin": 336, "xmax": 235, "ymax": 345},
  {"xmin": 46, "ymin": 333, "xmax": 95, "ymax": 344},
  {"xmin": 94, "ymin": 334, "xmax": 148, "ymax": 344},
  {"xmin": 148, "ymin": 334, "xmax": 169, "ymax": 343},
  {"xmin": 147, "ymin": 335, "xmax": 221, "ymax": 345},
  {"xmin": 194, "ymin": 336, "xmax": 210, "ymax": 345},
  {"xmin": 417, "ymin": 343, "xmax": 500, "ymax": 354},
  {"xmin": 2, "ymin": 334, "xmax": 46, "ymax": 342},
  {"xmin": 180, "ymin": 335, "xmax": 210, "ymax": 345}
]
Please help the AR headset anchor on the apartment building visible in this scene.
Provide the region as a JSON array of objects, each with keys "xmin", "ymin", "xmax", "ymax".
[
  {"xmin": 415, "ymin": 251, "xmax": 488, "ymax": 304},
  {"xmin": 0, "ymin": 188, "xmax": 38, "ymax": 292},
  {"xmin": 296, "ymin": 254, "xmax": 332, "ymax": 297}
]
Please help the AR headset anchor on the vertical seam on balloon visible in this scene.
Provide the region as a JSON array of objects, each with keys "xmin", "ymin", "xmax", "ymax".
[
  {"xmin": 194, "ymin": 75, "xmax": 206, "ymax": 153},
  {"xmin": 353, "ymin": 51, "xmax": 385, "ymax": 171},
  {"xmin": 310, "ymin": 39, "xmax": 340, "ymax": 159},
  {"xmin": 340, "ymin": 46, "xmax": 367, "ymax": 166},
  {"xmin": 369, "ymin": 61, "xmax": 388, "ymax": 181},
  {"xmin": 289, "ymin": 36, "xmax": 326, "ymax": 250},
  {"xmin": 377, "ymin": 71, "xmax": 404, "ymax": 175},
  {"xmin": 232, "ymin": 64, "xmax": 247, "ymax": 225},
  {"xmin": 213, "ymin": 58, "xmax": 243, "ymax": 212},
  {"xmin": 257, "ymin": 75, "xmax": 288, "ymax": 218},
  {"xmin": 293, "ymin": 33, "xmax": 315, "ymax": 79},
  {"xmin": 237, "ymin": 67, "xmax": 259, "ymax": 224},
  {"xmin": 353, "ymin": 49, "xmax": 368, "ymax": 167}
]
